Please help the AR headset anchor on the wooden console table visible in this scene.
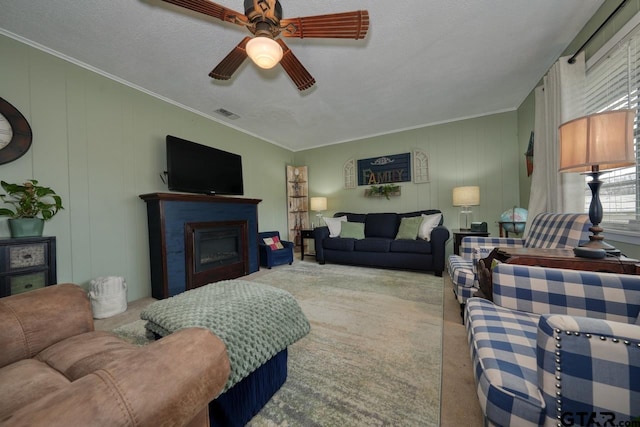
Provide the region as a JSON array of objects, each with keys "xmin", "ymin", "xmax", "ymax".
[{"xmin": 477, "ymin": 247, "xmax": 640, "ymax": 300}]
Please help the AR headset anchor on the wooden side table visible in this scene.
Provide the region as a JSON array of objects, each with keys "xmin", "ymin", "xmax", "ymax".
[
  {"xmin": 300, "ymin": 229, "xmax": 315, "ymax": 261},
  {"xmin": 477, "ymin": 247, "xmax": 640, "ymax": 300},
  {"xmin": 452, "ymin": 229, "xmax": 490, "ymax": 255}
]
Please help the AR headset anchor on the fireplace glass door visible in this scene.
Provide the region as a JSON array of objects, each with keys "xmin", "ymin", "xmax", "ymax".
[{"xmin": 185, "ymin": 220, "xmax": 249, "ymax": 289}]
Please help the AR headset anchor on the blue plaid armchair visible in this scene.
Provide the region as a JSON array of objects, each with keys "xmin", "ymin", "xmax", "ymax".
[
  {"xmin": 465, "ymin": 263, "xmax": 640, "ymax": 427},
  {"xmin": 447, "ymin": 213, "xmax": 590, "ymax": 308},
  {"xmin": 258, "ymin": 231, "xmax": 294, "ymax": 269}
]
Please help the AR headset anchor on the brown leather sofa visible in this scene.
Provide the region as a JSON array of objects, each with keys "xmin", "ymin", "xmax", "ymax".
[{"xmin": 0, "ymin": 283, "xmax": 231, "ymax": 427}]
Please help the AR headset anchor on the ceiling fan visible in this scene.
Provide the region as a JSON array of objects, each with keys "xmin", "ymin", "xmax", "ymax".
[{"xmin": 161, "ymin": 0, "xmax": 369, "ymax": 91}]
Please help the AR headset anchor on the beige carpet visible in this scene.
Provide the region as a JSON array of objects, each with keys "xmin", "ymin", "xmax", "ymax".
[
  {"xmin": 106, "ymin": 258, "xmax": 484, "ymax": 426},
  {"xmin": 245, "ymin": 262, "xmax": 443, "ymax": 426},
  {"xmin": 112, "ymin": 261, "xmax": 442, "ymax": 426}
]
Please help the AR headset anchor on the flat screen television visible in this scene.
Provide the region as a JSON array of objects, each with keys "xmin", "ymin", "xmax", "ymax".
[{"xmin": 166, "ymin": 135, "xmax": 244, "ymax": 195}]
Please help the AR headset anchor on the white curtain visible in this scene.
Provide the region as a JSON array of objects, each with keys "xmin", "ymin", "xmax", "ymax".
[{"xmin": 524, "ymin": 52, "xmax": 586, "ymax": 236}]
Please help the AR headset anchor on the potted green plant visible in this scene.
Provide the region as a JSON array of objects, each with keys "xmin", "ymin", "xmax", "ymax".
[{"xmin": 0, "ymin": 179, "xmax": 64, "ymax": 237}]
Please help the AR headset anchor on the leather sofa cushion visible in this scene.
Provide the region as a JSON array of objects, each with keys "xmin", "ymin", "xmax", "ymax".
[
  {"xmin": 354, "ymin": 238, "xmax": 392, "ymax": 253},
  {"xmin": 323, "ymin": 237, "xmax": 356, "ymax": 251},
  {"xmin": 37, "ymin": 331, "xmax": 139, "ymax": 381},
  {"xmin": 365, "ymin": 213, "xmax": 399, "ymax": 239},
  {"xmin": 0, "ymin": 359, "xmax": 70, "ymax": 418},
  {"xmin": 390, "ymin": 239, "xmax": 432, "ymax": 254},
  {"xmin": 0, "ymin": 284, "xmax": 94, "ymax": 369}
]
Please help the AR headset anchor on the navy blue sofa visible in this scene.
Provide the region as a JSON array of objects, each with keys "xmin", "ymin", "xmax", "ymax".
[{"xmin": 313, "ymin": 211, "xmax": 449, "ymax": 276}]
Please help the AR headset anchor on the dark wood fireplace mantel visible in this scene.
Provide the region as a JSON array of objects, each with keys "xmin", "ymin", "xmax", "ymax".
[
  {"xmin": 140, "ymin": 192, "xmax": 261, "ymax": 299},
  {"xmin": 139, "ymin": 192, "xmax": 261, "ymax": 205}
]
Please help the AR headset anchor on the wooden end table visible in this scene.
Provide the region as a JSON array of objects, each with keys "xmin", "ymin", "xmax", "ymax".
[
  {"xmin": 476, "ymin": 247, "xmax": 640, "ymax": 300},
  {"xmin": 300, "ymin": 229, "xmax": 315, "ymax": 260}
]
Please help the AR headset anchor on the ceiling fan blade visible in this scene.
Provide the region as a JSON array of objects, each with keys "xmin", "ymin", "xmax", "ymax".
[
  {"xmin": 276, "ymin": 39, "xmax": 315, "ymax": 91},
  {"xmin": 209, "ymin": 37, "xmax": 250, "ymax": 80},
  {"xmin": 161, "ymin": 0, "xmax": 248, "ymax": 27},
  {"xmin": 280, "ymin": 10, "xmax": 369, "ymax": 39}
]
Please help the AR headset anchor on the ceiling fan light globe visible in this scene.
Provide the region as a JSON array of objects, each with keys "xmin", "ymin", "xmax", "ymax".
[{"xmin": 246, "ymin": 37, "xmax": 283, "ymax": 69}]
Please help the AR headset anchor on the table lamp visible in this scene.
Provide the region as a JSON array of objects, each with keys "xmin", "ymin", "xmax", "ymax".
[
  {"xmin": 453, "ymin": 186, "xmax": 480, "ymax": 230},
  {"xmin": 310, "ymin": 197, "xmax": 327, "ymax": 228},
  {"xmin": 559, "ymin": 109, "xmax": 635, "ymax": 255}
]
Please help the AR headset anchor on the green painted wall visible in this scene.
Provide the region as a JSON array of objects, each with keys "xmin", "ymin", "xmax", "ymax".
[
  {"xmin": 294, "ymin": 111, "xmax": 520, "ymax": 256},
  {"xmin": 8, "ymin": 1, "xmax": 629, "ymax": 301},
  {"xmin": 0, "ymin": 34, "xmax": 294, "ymax": 301},
  {"xmin": 516, "ymin": 0, "xmax": 640, "ymax": 259}
]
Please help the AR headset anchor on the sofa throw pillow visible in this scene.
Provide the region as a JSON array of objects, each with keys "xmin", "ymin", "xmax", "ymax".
[
  {"xmin": 418, "ymin": 213, "xmax": 442, "ymax": 241},
  {"xmin": 395, "ymin": 216, "xmax": 423, "ymax": 240},
  {"xmin": 339, "ymin": 221, "xmax": 365, "ymax": 239},
  {"xmin": 324, "ymin": 216, "xmax": 347, "ymax": 237},
  {"xmin": 263, "ymin": 236, "xmax": 284, "ymax": 250}
]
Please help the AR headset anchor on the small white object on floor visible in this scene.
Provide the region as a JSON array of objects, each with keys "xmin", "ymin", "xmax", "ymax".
[{"xmin": 89, "ymin": 276, "xmax": 128, "ymax": 319}]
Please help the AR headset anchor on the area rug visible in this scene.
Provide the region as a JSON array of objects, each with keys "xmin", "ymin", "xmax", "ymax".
[{"xmin": 113, "ymin": 260, "xmax": 443, "ymax": 426}]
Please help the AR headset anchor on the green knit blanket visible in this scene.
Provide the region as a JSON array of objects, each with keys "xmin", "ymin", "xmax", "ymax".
[{"xmin": 140, "ymin": 280, "xmax": 310, "ymax": 392}]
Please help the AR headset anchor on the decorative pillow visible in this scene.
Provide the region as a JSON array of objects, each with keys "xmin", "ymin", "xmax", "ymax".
[
  {"xmin": 324, "ymin": 216, "xmax": 347, "ymax": 237},
  {"xmin": 339, "ymin": 221, "xmax": 365, "ymax": 239},
  {"xmin": 395, "ymin": 216, "xmax": 423, "ymax": 240},
  {"xmin": 418, "ymin": 213, "xmax": 442, "ymax": 241},
  {"xmin": 263, "ymin": 236, "xmax": 284, "ymax": 250}
]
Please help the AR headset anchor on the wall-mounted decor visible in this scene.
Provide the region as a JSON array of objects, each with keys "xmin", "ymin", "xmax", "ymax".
[
  {"xmin": 412, "ymin": 149, "xmax": 429, "ymax": 183},
  {"xmin": 357, "ymin": 153, "xmax": 411, "ymax": 186},
  {"xmin": 525, "ymin": 131, "xmax": 534, "ymax": 177},
  {"xmin": 364, "ymin": 184, "xmax": 401, "ymax": 199},
  {"xmin": 0, "ymin": 97, "xmax": 32, "ymax": 165},
  {"xmin": 343, "ymin": 159, "xmax": 356, "ymax": 189}
]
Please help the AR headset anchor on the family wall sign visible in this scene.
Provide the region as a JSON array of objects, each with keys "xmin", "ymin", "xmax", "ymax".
[{"xmin": 357, "ymin": 153, "xmax": 412, "ymax": 186}]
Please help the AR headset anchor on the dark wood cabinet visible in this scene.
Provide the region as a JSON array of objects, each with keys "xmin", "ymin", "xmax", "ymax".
[{"xmin": 0, "ymin": 236, "xmax": 57, "ymax": 297}]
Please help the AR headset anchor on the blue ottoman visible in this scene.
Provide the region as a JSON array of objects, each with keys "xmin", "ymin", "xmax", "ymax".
[{"xmin": 141, "ymin": 280, "xmax": 310, "ymax": 426}]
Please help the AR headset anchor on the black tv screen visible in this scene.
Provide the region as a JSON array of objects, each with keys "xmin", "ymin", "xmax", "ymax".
[{"xmin": 166, "ymin": 135, "xmax": 244, "ymax": 195}]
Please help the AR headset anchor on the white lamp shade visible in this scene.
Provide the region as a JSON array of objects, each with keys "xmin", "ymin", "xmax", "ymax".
[
  {"xmin": 559, "ymin": 109, "xmax": 636, "ymax": 173},
  {"xmin": 452, "ymin": 186, "xmax": 480, "ymax": 206},
  {"xmin": 310, "ymin": 197, "xmax": 327, "ymax": 211},
  {"xmin": 246, "ymin": 37, "xmax": 283, "ymax": 69}
]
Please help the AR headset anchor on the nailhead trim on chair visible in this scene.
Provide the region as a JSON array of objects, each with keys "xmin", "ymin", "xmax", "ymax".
[{"xmin": 551, "ymin": 327, "xmax": 640, "ymax": 427}]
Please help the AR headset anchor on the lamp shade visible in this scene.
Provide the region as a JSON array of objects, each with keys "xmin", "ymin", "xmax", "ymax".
[
  {"xmin": 246, "ymin": 36, "xmax": 283, "ymax": 69},
  {"xmin": 452, "ymin": 186, "xmax": 480, "ymax": 206},
  {"xmin": 559, "ymin": 109, "xmax": 636, "ymax": 173},
  {"xmin": 310, "ymin": 197, "xmax": 327, "ymax": 211}
]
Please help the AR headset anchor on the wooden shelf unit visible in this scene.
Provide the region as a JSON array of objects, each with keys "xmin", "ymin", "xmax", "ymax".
[{"xmin": 286, "ymin": 166, "xmax": 309, "ymax": 246}]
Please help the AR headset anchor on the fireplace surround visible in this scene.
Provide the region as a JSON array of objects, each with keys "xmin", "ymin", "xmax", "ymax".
[
  {"xmin": 140, "ymin": 193, "xmax": 261, "ymax": 299},
  {"xmin": 185, "ymin": 220, "xmax": 248, "ymax": 290}
]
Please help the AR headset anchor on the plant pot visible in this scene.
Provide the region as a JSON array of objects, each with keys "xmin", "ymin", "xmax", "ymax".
[{"xmin": 8, "ymin": 218, "xmax": 45, "ymax": 238}]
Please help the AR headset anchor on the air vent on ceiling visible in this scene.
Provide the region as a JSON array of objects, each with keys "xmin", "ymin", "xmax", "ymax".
[{"xmin": 214, "ymin": 108, "xmax": 240, "ymax": 120}]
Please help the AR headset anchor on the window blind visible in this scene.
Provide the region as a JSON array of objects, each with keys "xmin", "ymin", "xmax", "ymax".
[{"xmin": 585, "ymin": 28, "xmax": 640, "ymax": 226}]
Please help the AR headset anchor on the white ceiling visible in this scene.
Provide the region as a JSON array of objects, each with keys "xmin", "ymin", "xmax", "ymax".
[{"xmin": 0, "ymin": 0, "xmax": 604, "ymax": 151}]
